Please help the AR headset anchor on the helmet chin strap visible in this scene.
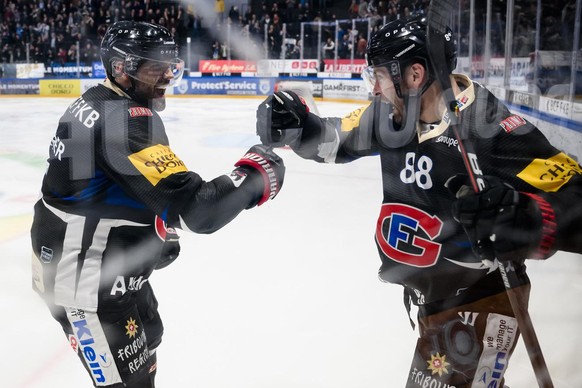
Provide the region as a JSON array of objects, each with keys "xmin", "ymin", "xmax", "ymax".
[
  {"xmin": 418, "ymin": 77, "xmax": 434, "ymax": 97},
  {"xmin": 395, "ymin": 73, "xmax": 434, "ymax": 100}
]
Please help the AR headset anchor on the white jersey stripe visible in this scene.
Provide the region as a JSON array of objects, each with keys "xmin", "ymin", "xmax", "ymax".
[
  {"xmin": 78, "ymin": 218, "xmax": 148, "ymax": 310},
  {"xmin": 42, "ymin": 200, "xmax": 88, "ymax": 309},
  {"xmin": 42, "ymin": 199, "xmax": 150, "ymax": 310}
]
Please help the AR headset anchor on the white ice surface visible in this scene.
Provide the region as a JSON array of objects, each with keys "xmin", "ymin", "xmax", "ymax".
[{"xmin": 0, "ymin": 96, "xmax": 581, "ymax": 388}]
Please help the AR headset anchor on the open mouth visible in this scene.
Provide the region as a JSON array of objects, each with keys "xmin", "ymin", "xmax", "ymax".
[{"xmin": 153, "ymin": 87, "xmax": 166, "ymax": 98}]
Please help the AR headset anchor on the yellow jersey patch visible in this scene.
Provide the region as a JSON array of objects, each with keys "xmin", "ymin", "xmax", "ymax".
[
  {"xmin": 517, "ymin": 152, "xmax": 582, "ymax": 192},
  {"xmin": 128, "ymin": 144, "xmax": 188, "ymax": 186},
  {"xmin": 340, "ymin": 105, "xmax": 368, "ymax": 132}
]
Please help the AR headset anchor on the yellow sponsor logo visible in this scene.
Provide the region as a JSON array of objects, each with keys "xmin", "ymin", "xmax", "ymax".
[
  {"xmin": 128, "ymin": 144, "xmax": 188, "ymax": 186},
  {"xmin": 517, "ymin": 152, "xmax": 582, "ymax": 192},
  {"xmin": 340, "ymin": 105, "xmax": 368, "ymax": 132},
  {"xmin": 39, "ymin": 80, "xmax": 81, "ymax": 96}
]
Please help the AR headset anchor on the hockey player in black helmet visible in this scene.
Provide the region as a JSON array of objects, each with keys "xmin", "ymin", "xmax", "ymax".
[
  {"xmin": 257, "ymin": 14, "xmax": 582, "ymax": 386},
  {"xmin": 360, "ymin": 15, "xmax": 457, "ymax": 131},
  {"xmin": 31, "ymin": 21, "xmax": 285, "ymax": 387},
  {"xmin": 100, "ymin": 20, "xmax": 185, "ymax": 111},
  {"xmin": 363, "ymin": 15, "xmax": 456, "ymax": 99}
]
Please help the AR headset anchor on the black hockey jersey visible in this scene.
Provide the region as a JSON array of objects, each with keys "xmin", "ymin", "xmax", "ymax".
[
  {"xmin": 31, "ymin": 83, "xmax": 258, "ymax": 310},
  {"xmin": 294, "ymin": 74, "xmax": 582, "ymax": 306}
]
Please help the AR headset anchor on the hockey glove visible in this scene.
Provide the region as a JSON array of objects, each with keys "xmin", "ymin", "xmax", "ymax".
[
  {"xmin": 447, "ymin": 174, "xmax": 557, "ymax": 262},
  {"xmin": 156, "ymin": 226, "xmax": 180, "ymax": 270},
  {"xmin": 234, "ymin": 144, "xmax": 285, "ymax": 206},
  {"xmin": 256, "ymin": 90, "xmax": 309, "ymax": 147}
]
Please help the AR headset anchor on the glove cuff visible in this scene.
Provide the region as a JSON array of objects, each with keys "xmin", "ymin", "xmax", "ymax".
[
  {"xmin": 235, "ymin": 152, "xmax": 279, "ymax": 206},
  {"xmin": 522, "ymin": 192, "xmax": 557, "ymax": 260}
]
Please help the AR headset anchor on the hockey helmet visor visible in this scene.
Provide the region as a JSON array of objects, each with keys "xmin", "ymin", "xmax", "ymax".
[
  {"xmin": 110, "ymin": 46, "xmax": 184, "ymax": 88},
  {"xmin": 361, "ymin": 60, "xmax": 401, "ymax": 96}
]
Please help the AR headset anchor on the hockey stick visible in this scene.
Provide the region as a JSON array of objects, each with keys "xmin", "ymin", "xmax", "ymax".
[{"xmin": 426, "ymin": 1, "xmax": 554, "ymax": 387}]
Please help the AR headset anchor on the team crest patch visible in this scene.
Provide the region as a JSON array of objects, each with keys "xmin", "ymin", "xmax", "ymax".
[
  {"xmin": 517, "ymin": 152, "xmax": 582, "ymax": 192},
  {"xmin": 499, "ymin": 115, "xmax": 526, "ymax": 133},
  {"xmin": 427, "ymin": 353, "xmax": 450, "ymax": 377},
  {"xmin": 125, "ymin": 318, "xmax": 139, "ymax": 339},
  {"xmin": 128, "ymin": 144, "xmax": 188, "ymax": 186},
  {"xmin": 40, "ymin": 246, "xmax": 53, "ymax": 263},
  {"xmin": 128, "ymin": 107, "xmax": 153, "ymax": 117},
  {"xmin": 375, "ymin": 203, "xmax": 443, "ymax": 268}
]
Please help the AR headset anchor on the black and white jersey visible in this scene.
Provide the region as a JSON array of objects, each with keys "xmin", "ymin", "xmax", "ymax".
[
  {"xmin": 294, "ymin": 74, "xmax": 582, "ymax": 306},
  {"xmin": 31, "ymin": 83, "xmax": 258, "ymax": 310}
]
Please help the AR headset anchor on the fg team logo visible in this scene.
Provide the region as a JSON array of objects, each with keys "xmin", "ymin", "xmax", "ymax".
[{"xmin": 375, "ymin": 203, "xmax": 443, "ymax": 267}]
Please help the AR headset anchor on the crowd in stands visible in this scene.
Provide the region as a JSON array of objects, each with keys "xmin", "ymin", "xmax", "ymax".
[
  {"xmin": 0, "ymin": 0, "xmax": 195, "ymax": 66},
  {"xmin": 0, "ymin": 0, "xmax": 578, "ymax": 71},
  {"xmin": 0, "ymin": 0, "xmax": 432, "ymax": 69},
  {"xmin": 216, "ymin": 0, "xmax": 431, "ymax": 60}
]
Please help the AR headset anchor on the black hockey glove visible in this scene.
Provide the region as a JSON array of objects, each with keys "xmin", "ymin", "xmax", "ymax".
[
  {"xmin": 256, "ymin": 90, "xmax": 309, "ymax": 147},
  {"xmin": 234, "ymin": 144, "xmax": 285, "ymax": 206},
  {"xmin": 447, "ymin": 174, "xmax": 557, "ymax": 263},
  {"xmin": 156, "ymin": 226, "xmax": 180, "ymax": 270}
]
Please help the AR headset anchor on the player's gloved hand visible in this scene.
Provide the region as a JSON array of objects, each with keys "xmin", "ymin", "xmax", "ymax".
[
  {"xmin": 256, "ymin": 90, "xmax": 309, "ymax": 147},
  {"xmin": 234, "ymin": 144, "xmax": 285, "ymax": 206},
  {"xmin": 156, "ymin": 226, "xmax": 180, "ymax": 270},
  {"xmin": 446, "ymin": 174, "xmax": 556, "ymax": 263}
]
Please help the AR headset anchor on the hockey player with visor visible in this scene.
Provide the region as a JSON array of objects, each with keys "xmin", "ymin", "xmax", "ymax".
[
  {"xmin": 257, "ymin": 15, "xmax": 582, "ymax": 387},
  {"xmin": 31, "ymin": 21, "xmax": 285, "ymax": 388},
  {"xmin": 100, "ymin": 23, "xmax": 185, "ymax": 111}
]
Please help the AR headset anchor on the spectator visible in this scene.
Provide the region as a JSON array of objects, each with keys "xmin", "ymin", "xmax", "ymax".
[
  {"xmin": 367, "ymin": 0, "xmax": 378, "ymax": 15},
  {"xmin": 43, "ymin": 46, "xmax": 54, "ymax": 64},
  {"xmin": 267, "ymin": 24, "xmax": 279, "ymax": 59},
  {"xmin": 13, "ymin": 45, "xmax": 25, "ymax": 62},
  {"xmin": 220, "ymin": 41, "xmax": 228, "ymax": 59},
  {"xmin": 348, "ymin": 0, "xmax": 359, "ymax": 18},
  {"xmin": 248, "ymin": 13, "xmax": 261, "ymax": 38},
  {"xmin": 338, "ymin": 33, "xmax": 352, "ymax": 59},
  {"xmin": 356, "ymin": 32, "xmax": 367, "ymax": 58},
  {"xmin": 260, "ymin": 8, "xmax": 272, "ymax": 30},
  {"xmin": 80, "ymin": 41, "xmax": 97, "ymax": 63},
  {"xmin": 215, "ymin": 0, "xmax": 225, "ymax": 26},
  {"xmin": 212, "ymin": 40, "xmax": 221, "ymax": 59},
  {"xmin": 322, "ymin": 37, "xmax": 335, "ymax": 59},
  {"xmin": 56, "ymin": 47, "xmax": 67, "ymax": 64},
  {"xmin": 228, "ymin": 5, "xmax": 240, "ymax": 24},
  {"xmin": 1, "ymin": 44, "xmax": 11, "ymax": 63},
  {"xmin": 359, "ymin": 0, "xmax": 369, "ymax": 18}
]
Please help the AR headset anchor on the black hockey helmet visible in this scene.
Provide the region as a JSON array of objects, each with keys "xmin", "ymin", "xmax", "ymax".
[
  {"xmin": 363, "ymin": 15, "xmax": 456, "ymax": 98},
  {"xmin": 100, "ymin": 21, "xmax": 183, "ymax": 86}
]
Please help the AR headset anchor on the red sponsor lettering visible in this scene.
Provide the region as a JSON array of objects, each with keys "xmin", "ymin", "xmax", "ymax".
[
  {"xmin": 323, "ymin": 59, "xmax": 366, "ymax": 73},
  {"xmin": 499, "ymin": 115, "xmax": 526, "ymax": 133},
  {"xmin": 199, "ymin": 60, "xmax": 257, "ymax": 72},
  {"xmin": 128, "ymin": 107, "xmax": 153, "ymax": 117},
  {"xmin": 291, "ymin": 61, "xmax": 317, "ymax": 69}
]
